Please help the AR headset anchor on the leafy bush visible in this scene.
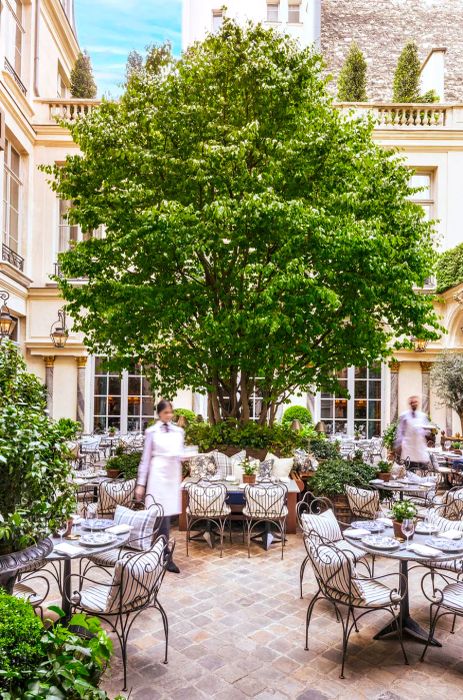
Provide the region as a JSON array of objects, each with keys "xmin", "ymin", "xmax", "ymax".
[
  {"xmin": 308, "ymin": 435, "xmax": 339, "ymax": 460},
  {"xmin": 0, "ymin": 591, "xmax": 44, "ymax": 693},
  {"xmin": 281, "ymin": 405, "xmax": 312, "ymax": 426},
  {"xmin": 0, "ymin": 342, "xmax": 76, "ymax": 553},
  {"xmin": 377, "ymin": 460, "xmax": 392, "ymax": 473},
  {"xmin": 185, "ymin": 419, "xmax": 310, "ymax": 457},
  {"xmin": 0, "ymin": 595, "xmax": 120, "ymax": 700},
  {"xmin": 105, "ymin": 451, "xmax": 140, "ymax": 480},
  {"xmin": 436, "ymin": 242, "xmax": 463, "ymax": 293},
  {"xmin": 56, "ymin": 417, "xmax": 81, "ymax": 440},
  {"xmin": 382, "ymin": 422, "xmax": 398, "ymax": 450},
  {"xmin": 174, "ymin": 408, "xmax": 196, "ymax": 423},
  {"xmin": 310, "ymin": 457, "xmax": 377, "ymax": 497}
]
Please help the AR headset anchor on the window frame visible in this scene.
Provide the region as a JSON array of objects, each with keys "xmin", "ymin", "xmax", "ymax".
[
  {"xmin": 4, "ymin": 0, "xmax": 25, "ymax": 77},
  {"xmin": 2, "ymin": 137, "xmax": 22, "ymax": 254},
  {"xmin": 266, "ymin": 1, "xmax": 280, "ymax": 23},
  {"xmin": 212, "ymin": 9, "xmax": 223, "ymax": 33},
  {"xmin": 288, "ymin": 0, "xmax": 301, "ymax": 23}
]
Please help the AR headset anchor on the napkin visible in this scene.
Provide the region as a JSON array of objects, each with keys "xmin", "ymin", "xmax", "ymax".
[
  {"xmin": 54, "ymin": 542, "xmax": 85, "ymax": 556},
  {"xmin": 343, "ymin": 528, "xmax": 370, "ymax": 539},
  {"xmin": 106, "ymin": 524, "xmax": 133, "ymax": 535},
  {"xmin": 407, "ymin": 543, "xmax": 442, "ymax": 558},
  {"xmin": 438, "ymin": 530, "xmax": 463, "ymax": 540}
]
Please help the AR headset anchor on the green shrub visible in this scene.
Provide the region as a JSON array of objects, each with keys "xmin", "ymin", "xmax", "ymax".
[
  {"xmin": 310, "ymin": 457, "xmax": 377, "ymax": 497},
  {"xmin": 0, "ymin": 591, "xmax": 44, "ymax": 693},
  {"xmin": 436, "ymin": 242, "xmax": 463, "ymax": 293},
  {"xmin": 106, "ymin": 451, "xmax": 140, "ymax": 480},
  {"xmin": 281, "ymin": 405, "xmax": 312, "ymax": 426},
  {"xmin": 56, "ymin": 417, "xmax": 81, "ymax": 440},
  {"xmin": 382, "ymin": 422, "xmax": 398, "ymax": 450},
  {"xmin": 185, "ymin": 419, "xmax": 310, "ymax": 456},
  {"xmin": 174, "ymin": 408, "xmax": 196, "ymax": 423},
  {"xmin": 308, "ymin": 435, "xmax": 339, "ymax": 460},
  {"xmin": 337, "ymin": 42, "xmax": 367, "ymax": 102},
  {"xmin": 391, "ymin": 499, "xmax": 417, "ymax": 523}
]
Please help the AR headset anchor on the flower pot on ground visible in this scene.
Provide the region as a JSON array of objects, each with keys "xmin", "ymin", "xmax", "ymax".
[
  {"xmin": 105, "ymin": 451, "xmax": 141, "ymax": 481},
  {"xmin": 391, "ymin": 500, "xmax": 418, "ymax": 540}
]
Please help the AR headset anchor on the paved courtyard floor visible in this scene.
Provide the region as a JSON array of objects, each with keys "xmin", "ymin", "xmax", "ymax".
[{"xmin": 93, "ymin": 526, "xmax": 463, "ymax": 700}]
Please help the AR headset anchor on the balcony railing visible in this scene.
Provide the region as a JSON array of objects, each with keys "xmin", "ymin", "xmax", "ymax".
[
  {"xmin": 2, "ymin": 243, "xmax": 24, "ymax": 272},
  {"xmin": 4, "ymin": 57, "xmax": 27, "ymax": 96},
  {"xmin": 334, "ymin": 102, "xmax": 463, "ymax": 128},
  {"xmin": 35, "ymin": 98, "xmax": 101, "ymax": 124},
  {"xmin": 52, "ymin": 261, "xmax": 86, "ymax": 281}
]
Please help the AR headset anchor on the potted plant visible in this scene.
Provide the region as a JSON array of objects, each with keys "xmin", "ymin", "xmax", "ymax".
[
  {"xmin": 382, "ymin": 422, "xmax": 398, "ymax": 460},
  {"xmin": 108, "ymin": 425, "xmax": 117, "ymax": 437},
  {"xmin": 106, "ymin": 450, "xmax": 140, "ymax": 480},
  {"xmin": 376, "ymin": 460, "xmax": 393, "ymax": 482},
  {"xmin": 310, "ymin": 457, "xmax": 377, "ymax": 521},
  {"xmin": 453, "ymin": 441, "xmax": 462, "ymax": 455},
  {"xmin": 390, "ymin": 500, "xmax": 418, "ymax": 539},
  {"xmin": 241, "ymin": 457, "xmax": 258, "ymax": 484},
  {"xmin": 0, "ymin": 342, "xmax": 76, "ymax": 593}
]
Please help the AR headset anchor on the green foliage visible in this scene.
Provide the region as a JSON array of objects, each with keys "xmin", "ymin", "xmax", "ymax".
[
  {"xmin": 431, "ymin": 352, "xmax": 463, "ymax": 430},
  {"xmin": 0, "ymin": 342, "xmax": 76, "ymax": 553},
  {"xmin": 105, "ymin": 451, "xmax": 140, "ymax": 480},
  {"xmin": 393, "ymin": 42, "xmax": 421, "ymax": 102},
  {"xmin": 0, "ymin": 591, "xmax": 44, "ymax": 693},
  {"xmin": 419, "ymin": 89, "xmax": 439, "ymax": 104},
  {"xmin": 310, "ymin": 457, "xmax": 377, "ymax": 497},
  {"xmin": 281, "ymin": 405, "xmax": 312, "ymax": 426},
  {"xmin": 70, "ymin": 51, "xmax": 97, "ymax": 99},
  {"xmin": 0, "ymin": 596, "xmax": 118, "ymax": 700},
  {"xmin": 46, "ymin": 19, "xmax": 437, "ymax": 425},
  {"xmin": 55, "ymin": 417, "xmax": 81, "ymax": 440},
  {"xmin": 174, "ymin": 408, "xmax": 197, "ymax": 424},
  {"xmin": 185, "ymin": 419, "xmax": 310, "ymax": 456},
  {"xmin": 337, "ymin": 42, "xmax": 367, "ymax": 102},
  {"xmin": 382, "ymin": 422, "xmax": 398, "ymax": 450},
  {"xmin": 391, "ymin": 499, "xmax": 417, "ymax": 523},
  {"xmin": 436, "ymin": 242, "xmax": 463, "ymax": 292},
  {"xmin": 377, "ymin": 460, "xmax": 392, "ymax": 473},
  {"xmin": 308, "ymin": 435, "xmax": 339, "ymax": 461}
]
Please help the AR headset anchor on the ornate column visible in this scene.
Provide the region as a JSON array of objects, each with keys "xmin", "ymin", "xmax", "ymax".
[
  {"xmin": 420, "ymin": 362, "xmax": 433, "ymax": 417},
  {"xmin": 389, "ymin": 360, "xmax": 400, "ymax": 424},
  {"xmin": 446, "ymin": 405, "xmax": 453, "ymax": 437},
  {"xmin": 43, "ymin": 356, "xmax": 55, "ymax": 416},
  {"xmin": 76, "ymin": 357, "xmax": 87, "ymax": 427}
]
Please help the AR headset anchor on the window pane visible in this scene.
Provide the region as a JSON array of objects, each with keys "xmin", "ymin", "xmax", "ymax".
[
  {"xmin": 128, "ymin": 376, "xmax": 141, "ymax": 395},
  {"xmin": 212, "ymin": 11, "xmax": 223, "ymax": 32},
  {"xmin": 267, "ymin": 2, "xmax": 279, "ymax": 21},
  {"xmin": 368, "ymin": 381, "xmax": 381, "ymax": 399},
  {"xmin": 94, "ymin": 376, "xmax": 107, "ymax": 395},
  {"xmin": 108, "ymin": 396, "xmax": 121, "ymax": 415},
  {"xmin": 141, "ymin": 376, "xmax": 151, "ymax": 395},
  {"xmin": 142, "ymin": 397, "xmax": 154, "ymax": 415},
  {"xmin": 94, "ymin": 396, "xmax": 107, "ymax": 415},
  {"xmin": 288, "ymin": 5, "xmax": 300, "ymax": 22},
  {"xmin": 410, "ymin": 174, "xmax": 431, "ymax": 199},
  {"xmin": 334, "ymin": 421, "xmax": 347, "ymax": 434},
  {"xmin": 127, "ymin": 396, "xmax": 140, "ymax": 416},
  {"xmin": 334, "ymin": 398, "xmax": 348, "ymax": 419},
  {"xmin": 354, "ymin": 400, "xmax": 367, "ymax": 419},
  {"xmin": 355, "ymin": 380, "xmax": 367, "ymax": 399},
  {"xmin": 108, "ymin": 377, "xmax": 121, "ymax": 395},
  {"xmin": 127, "ymin": 417, "xmax": 141, "ymax": 432},
  {"xmin": 94, "ymin": 417, "xmax": 106, "ymax": 432},
  {"xmin": 354, "ymin": 366, "xmax": 367, "ymax": 379},
  {"xmin": 10, "ymin": 148, "xmax": 20, "ymax": 177},
  {"xmin": 369, "ymin": 364, "xmax": 381, "ymax": 379},
  {"xmin": 320, "ymin": 399, "xmax": 333, "ymax": 419},
  {"xmin": 108, "ymin": 417, "xmax": 120, "ymax": 430},
  {"xmin": 94, "ymin": 357, "xmax": 106, "ymax": 373},
  {"xmin": 368, "ymin": 422, "xmax": 381, "ymax": 438}
]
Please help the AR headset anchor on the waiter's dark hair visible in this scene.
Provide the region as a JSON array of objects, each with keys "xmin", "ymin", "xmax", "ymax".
[{"xmin": 157, "ymin": 399, "xmax": 173, "ymax": 415}]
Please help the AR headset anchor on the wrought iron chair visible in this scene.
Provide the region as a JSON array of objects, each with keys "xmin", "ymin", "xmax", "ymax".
[
  {"xmin": 304, "ymin": 537, "xmax": 408, "ymax": 678},
  {"xmin": 185, "ymin": 480, "xmax": 231, "ymax": 557},
  {"xmin": 91, "ymin": 478, "xmax": 136, "ymax": 519},
  {"xmin": 67, "ymin": 535, "xmax": 172, "ymax": 691},
  {"xmin": 345, "ymin": 485, "xmax": 382, "ymax": 520},
  {"xmin": 13, "ymin": 570, "xmax": 51, "ymax": 620},
  {"xmin": 420, "ymin": 570, "xmax": 463, "ymax": 663},
  {"xmin": 433, "ymin": 485, "xmax": 463, "ymax": 520},
  {"xmin": 297, "ymin": 492, "xmax": 371, "ymax": 598},
  {"xmin": 243, "ymin": 480, "xmax": 288, "ymax": 559}
]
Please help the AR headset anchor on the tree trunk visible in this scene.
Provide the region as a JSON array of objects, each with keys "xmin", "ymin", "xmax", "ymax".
[{"xmin": 459, "ymin": 412, "xmax": 463, "ymax": 434}]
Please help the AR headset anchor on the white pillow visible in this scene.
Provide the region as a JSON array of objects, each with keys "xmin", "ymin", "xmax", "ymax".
[
  {"xmin": 265, "ymin": 452, "xmax": 294, "ymax": 479},
  {"xmin": 113, "ymin": 504, "xmax": 161, "ymax": 551},
  {"xmin": 207, "ymin": 450, "xmax": 246, "ymax": 478}
]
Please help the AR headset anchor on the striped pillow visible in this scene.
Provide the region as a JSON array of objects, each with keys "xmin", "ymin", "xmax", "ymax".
[
  {"xmin": 105, "ymin": 537, "xmax": 165, "ymax": 613},
  {"xmin": 208, "ymin": 450, "xmax": 246, "ymax": 478},
  {"xmin": 312, "ymin": 544, "xmax": 364, "ymax": 599},
  {"xmin": 428, "ymin": 511, "xmax": 463, "ymax": 533},
  {"xmin": 345, "ymin": 486, "xmax": 380, "ymax": 519},
  {"xmin": 301, "ymin": 508, "xmax": 342, "ymax": 542},
  {"xmin": 113, "ymin": 504, "xmax": 162, "ymax": 551}
]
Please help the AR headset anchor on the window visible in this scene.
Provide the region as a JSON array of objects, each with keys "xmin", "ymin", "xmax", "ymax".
[
  {"xmin": 4, "ymin": 1, "xmax": 24, "ymax": 78},
  {"xmin": 212, "ymin": 10, "xmax": 223, "ymax": 33},
  {"xmin": 409, "ymin": 171, "xmax": 434, "ymax": 221},
  {"xmin": 288, "ymin": 0, "xmax": 301, "ymax": 23},
  {"xmin": 58, "ymin": 199, "xmax": 79, "ymax": 252},
  {"xmin": 57, "ymin": 71, "xmax": 68, "ymax": 98},
  {"xmin": 266, "ymin": 1, "xmax": 279, "ymax": 22},
  {"xmin": 93, "ymin": 358, "xmax": 155, "ymax": 433},
  {"xmin": 319, "ymin": 366, "xmax": 383, "ymax": 438},
  {"xmin": 2, "ymin": 139, "xmax": 22, "ymax": 253}
]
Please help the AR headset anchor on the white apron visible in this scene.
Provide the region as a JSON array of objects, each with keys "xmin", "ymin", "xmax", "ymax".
[
  {"xmin": 400, "ymin": 411, "xmax": 429, "ymax": 464},
  {"xmin": 145, "ymin": 426, "xmax": 183, "ymax": 516}
]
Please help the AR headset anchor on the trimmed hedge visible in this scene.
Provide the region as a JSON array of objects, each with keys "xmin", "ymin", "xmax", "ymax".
[
  {"xmin": 281, "ymin": 405, "xmax": 312, "ymax": 426},
  {"xmin": 436, "ymin": 242, "xmax": 463, "ymax": 293}
]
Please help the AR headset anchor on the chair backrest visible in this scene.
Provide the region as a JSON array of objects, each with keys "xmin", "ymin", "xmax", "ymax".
[
  {"xmin": 440, "ymin": 486, "xmax": 463, "ymax": 520},
  {"xmin": 297, "ymin": 490, "xmax": 335, "ymax": 526},
  {"xmin": 299, "ymin": 505, "xmax": 342, "ymax": 543},
  {"xmin": 105, "ymin": 535, "xmax": 170, "ymax": 613},
  {"xmin": 97, "ymin": 479, "xmax": 136, "ymax": 518},
  {"xmin": 244, "ymin": 481, "xmax": 288, "ymax": 518},
  {"xmin": 304, "ymin": 537, "xmax": 364, "ymax": 601},
  {"xmin": 186, "ymin": 481, "xmax": 228, "ymax": 517},
  {"xmin": 345, "ymin": 485, "xmax": 380, "ymax": 519}
]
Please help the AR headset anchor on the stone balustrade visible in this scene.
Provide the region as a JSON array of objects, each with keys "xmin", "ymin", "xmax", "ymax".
[
  {"xmin": 34, "ymin": 98, "xmax": 101, "ymax": 124},
  {"xmin": 334, "ymin": 102, "xmax": 463, "ymax": 128}
]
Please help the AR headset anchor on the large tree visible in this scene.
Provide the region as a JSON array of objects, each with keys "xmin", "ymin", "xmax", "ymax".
[
  {"xmin": 431, "ymin": 353, "xmax": 463, "ymax": 432},
  {"xmin": 46, "ymin": 20, "xmax": 438, "ymax": 424}
]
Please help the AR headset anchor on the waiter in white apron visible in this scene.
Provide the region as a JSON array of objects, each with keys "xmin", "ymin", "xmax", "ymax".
[
  {"xmin": 395, "ymin": 395, "xmax": 430, "ymax": 472},
  {"xmin": 135, "ymin": 399, "xmax": 184, "ymax": 573}
]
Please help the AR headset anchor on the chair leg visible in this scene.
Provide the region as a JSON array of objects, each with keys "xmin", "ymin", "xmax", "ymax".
[
  {"xmin": 305, "ymin": 589, "xmax": 321, "ymax": 650},
  {"xmin": 339, "ymin": 605, "xmax": 351, "ymax": 679},
  {"xmin": 451, "ymin": 614, "xmax": 457, "ymax": 634},
  {"xmin": 219, "ymin": 520, "xmax": 225, "ymax": 558},
  {"xmin": 186, "ymin": 518, "xmax": 190, "ymax": 557},
  {"xmin": 157, "ymin": 600, "xmax": 169, "ymax": 664},
  {"xmin": 247, "ymin": 521, "xmax": 252, "ymax": 558},
  {"xmin": 420, "ymin": 603, "xmax": 439, "ymax": 663},
  {"xmin": 281, "ymin": 521, "xmax": 285, "ymax": 560},
  {"xmin": 300, "ymin": 555, "xmax": 310, "ymax": 599}
]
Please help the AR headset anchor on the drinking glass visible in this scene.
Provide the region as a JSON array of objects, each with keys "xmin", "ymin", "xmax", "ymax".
[
  {"xmin": 375, "ymin": 510, "xmax": 385, "ymax": 532},
  {"xmin": 87, "ymin": 510, "xmax": 96, "ymax": 535},
  {"xmin": 401, "ymin": 518, "xmax": 415, "ymax": 549},
  {"xmin": 57, "ymin": 522, "xmax": 67, "ymax": 544},
  {"xmin": 423, "ymin": 508, "xmax": 431, "ymax": 531}
]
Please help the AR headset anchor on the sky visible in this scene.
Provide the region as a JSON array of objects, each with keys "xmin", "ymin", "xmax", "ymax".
[{"xmin": 74, "ymin": 0, "xmax": 182, "ymax": 97}]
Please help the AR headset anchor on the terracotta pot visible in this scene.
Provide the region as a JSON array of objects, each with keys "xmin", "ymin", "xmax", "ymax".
[
  {"xmin": 378, "ymin": 472, "xmax": 391, "ymax": 482},
  {"xmin": 106, "ymin": 468, "xmax": 121, "ymax": 479},
  {"xmin": 243, "ymin": 474, "xmax": 256, "ymax": 485},
  {"xmin": 392, "ymin": 520, "xmax": 414, "ymax": 540}
]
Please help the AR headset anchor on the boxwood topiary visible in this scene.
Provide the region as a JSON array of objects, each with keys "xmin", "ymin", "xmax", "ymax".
[
  {"xmin": 281, "ymin": 405, "xmax": 312, "ymax": 426},
  {"xmin": 174, "ymin": 408, "xmax": 196, "ymax": 424}
]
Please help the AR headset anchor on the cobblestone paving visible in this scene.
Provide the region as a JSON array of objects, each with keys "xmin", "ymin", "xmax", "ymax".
[{"xmin": 93, "ymin": 527, "xmax": 463, "ymax": 699}]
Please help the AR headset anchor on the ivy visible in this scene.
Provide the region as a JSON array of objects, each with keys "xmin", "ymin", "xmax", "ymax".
[{"xmin": 436, "ymin": 242, "xmax": 463, "ymax": 293}]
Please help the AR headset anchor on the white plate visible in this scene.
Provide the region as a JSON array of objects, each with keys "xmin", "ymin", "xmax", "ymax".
[
  {"xmin": 351, "ymin": 520, "xmax": 384, "ymax": 532},
  {"xmin": 80, "ymin": 533, "xmax": 117, "ymax": 547},
  {"xmin": 362, "ymin": 535, "xmax": 400, "ymax": 550},
  {"xmin": 415, "ymin": 523, "xmax": 439, "ymax": 534},
  {"xmin": 427, "ymin": 538, "xmax": 463, "ymax": 553}
]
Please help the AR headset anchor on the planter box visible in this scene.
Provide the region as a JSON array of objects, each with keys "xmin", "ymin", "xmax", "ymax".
[
  {"xmin": 243, "ymin": 474, "xmax": 256, "ymax": 485},
  {"xmin": 331, "ymin": 494, "xmax": 352, "ymax": 524}
]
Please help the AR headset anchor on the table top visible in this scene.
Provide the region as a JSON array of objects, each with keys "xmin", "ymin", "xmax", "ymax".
[
  {"xmin": 181, "ymin": 477, "xmax": 299, "ymax": 493},
  {"xmin": 46, "ymin": 525, "xmax": 130, "ymax": 561},
  {"xmin": 344, "ymin": 530, "xmax": 462, "ymax": 563},
  {"xmin": 370, "ymin": 479, "xmax": 431, "ymax": 493}
]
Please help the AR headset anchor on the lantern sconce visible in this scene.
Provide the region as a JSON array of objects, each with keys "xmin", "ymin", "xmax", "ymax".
[
  {"xmin": 412, "ymin": 337, "xmax": 428, "ymax": 353},
  {"xmin": 50, "ymin": 308, "xmax": 68, "ymax": 348},
  {"xmin": 0, "ymin": 290, "xmax": 17, "ymax": 339}
]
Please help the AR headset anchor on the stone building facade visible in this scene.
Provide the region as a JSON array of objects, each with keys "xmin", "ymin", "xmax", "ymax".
[{"xmin": 321, "ymin": 0, "xmax": 463, "ymax": 101}]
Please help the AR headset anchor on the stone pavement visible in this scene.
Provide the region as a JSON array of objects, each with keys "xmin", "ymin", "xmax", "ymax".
[{"xmin": 95, "ymin": 525, "xmax": 463, "ymax": 700}]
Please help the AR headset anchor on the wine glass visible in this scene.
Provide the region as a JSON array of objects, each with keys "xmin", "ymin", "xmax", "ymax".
[
  {"xmin": 87, "ymin": 509, "xmax": 96, "ymax": 536},
  {"xmin": 375, "ymin": 510, "xmax": 385, "ymax": 532},
  {"xmin": 401, "ymin": 518, "xmax": 415, "ymax": 549},
  {"xmin": 57, "ymin": 521, "xmax": 67, "ymax": 544}
]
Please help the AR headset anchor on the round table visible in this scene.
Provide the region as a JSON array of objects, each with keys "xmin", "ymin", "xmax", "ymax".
[
  {"xmin": 370, "ymin": 479, "xmax": 432, "ymax": 501},
  {"xmin": 344, "ymin": 529, "xmax": 462, "ymax": 646},
  {"xmin": 46, "ymin": 525, "xmax": 130, "ymax": 621}
]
